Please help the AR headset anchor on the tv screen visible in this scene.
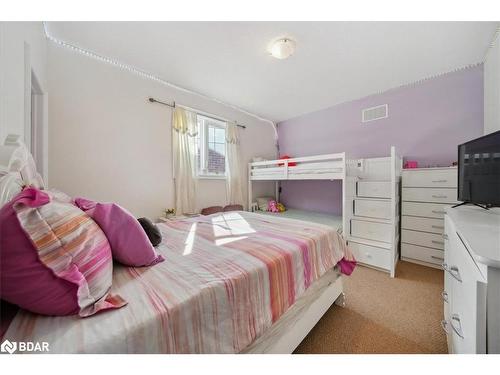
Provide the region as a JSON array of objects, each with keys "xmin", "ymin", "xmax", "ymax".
[{"xmin": 458, "ymin": 130, "xmax": 500, "ymax": 207}]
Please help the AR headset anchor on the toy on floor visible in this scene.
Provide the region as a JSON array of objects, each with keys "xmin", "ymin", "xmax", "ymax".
[{"xmin": 267, "ymin": 200, "xmax": 286, "ymax": 213}]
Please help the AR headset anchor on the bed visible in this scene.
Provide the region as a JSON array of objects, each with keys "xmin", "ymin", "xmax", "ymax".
[{"xmin": 2, "ymin": 211, "xmax": 354, "ymax": 354}]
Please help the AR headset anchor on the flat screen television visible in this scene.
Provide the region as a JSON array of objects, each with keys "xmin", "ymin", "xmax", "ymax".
[{"xmin": 457, "ymin": 130, "xmax": 500, "ymax": 207}]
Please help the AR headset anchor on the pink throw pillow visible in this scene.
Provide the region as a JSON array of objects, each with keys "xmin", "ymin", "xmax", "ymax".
[
  {"xmin": 0, "ymin": 188, "xmax": 126, "ymax": 317},
  {"xmin": 74, "ymin": 198, "xmax": 164, "ymax": 267}
]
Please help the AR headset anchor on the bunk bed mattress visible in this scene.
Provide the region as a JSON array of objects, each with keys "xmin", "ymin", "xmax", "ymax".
[
  {"xmin": 257, "ymin": 209, "xmax": 343, "ymax": 230},
  {"xmin": 3, "ymin": 211, "xmax": 353, "ymax": 354}
]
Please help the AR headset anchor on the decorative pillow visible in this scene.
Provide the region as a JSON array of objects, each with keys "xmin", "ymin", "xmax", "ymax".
[
  {"xmin": 200, "ymin": 206, "xmax": 223, "ymax": 216},
  {"xmin": 137, "ymin": 217, "xmax": 162, "ymax": 247},
  {"xmin": 256, "ymin": 197, "xmax": 274, "ymax": 211},
  {"xmin": 74, "ymin": 198, "xmax": 164, "ymax": 267},
  {"xmin": 0, "ymin": 188, "xmax": 126, "ymax": 317},
  {"xmin": 223, "ymin": 204, "xmax": 243, "ymax": 212}
]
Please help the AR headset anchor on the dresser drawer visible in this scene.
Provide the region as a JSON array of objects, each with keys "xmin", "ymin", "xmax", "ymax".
[
  {"xmin": 402, "ymin": 216, "xmax": 445, "ymax": 234},
  {"xmin": 402, "ymin": 187, "xmax": 458, "ymax": 204},
  {"xmin": 402, "ymin": 168, "xmax": 457, "ymax": 188},
  {"xmin": 402, "ymin": 201, "xmax": 453, "ymax": 219},
  {"xmin": 401, "ymin": 243, "xmax": 445, "ymax": 265},
  {"xmin": 357, "ymin": 181, "xmax": 391, "ymax": 199},
  {"xmin": 401, "ymin": 229, "xmax": 445, "ymax": 249},
  {"xmin": 351, "ymin": 219, "xmax": 392, "ymax": 243},
  {"xmin": 349, "ymin": 241, "xmax": 391, "ymax": 270},
  {"xmin": 354, "ymin": 199, "xmax": 391, "ymax": 220},
  {"xmin": 446, "ymin": 230, "xmax": 487, "ymax": 354}
]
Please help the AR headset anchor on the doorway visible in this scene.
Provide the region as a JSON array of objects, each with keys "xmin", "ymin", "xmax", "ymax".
[{"xmin": 29, "ymin": 70, "xmax": 45, "ymax": 178}]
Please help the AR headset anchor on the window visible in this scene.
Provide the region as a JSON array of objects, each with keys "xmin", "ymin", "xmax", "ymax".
[{"xmin": 196, "ymin": 115, "xmax": 226, "ymax": 178}]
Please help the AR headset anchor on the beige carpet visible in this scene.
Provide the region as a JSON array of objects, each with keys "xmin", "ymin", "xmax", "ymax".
[{"xmin": 294, "ymin": 261, "xmax": 447, "ymax": 354}]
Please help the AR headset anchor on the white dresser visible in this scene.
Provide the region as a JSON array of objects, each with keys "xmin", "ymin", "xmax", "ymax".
[
  {"xmin": 346, "ymin": 147, "xmax": 402, "ymax": 277},
  {"xmin": 401, "ymin": 167, "xmax": 459, "ymax": 268},
  {"xmin": 443, "ymin": 206, "xmax": 500, "ymax": 354}
]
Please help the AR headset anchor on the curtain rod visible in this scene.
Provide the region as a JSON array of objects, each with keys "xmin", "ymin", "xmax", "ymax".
[{"xmin": 148, "ymin": 97, "xmax": 246, "ymax": 129}]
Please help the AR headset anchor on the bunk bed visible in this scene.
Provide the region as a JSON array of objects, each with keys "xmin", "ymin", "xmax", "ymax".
[
  {"xmin": 249, "ymin": 147, "xmax": 402, "ymax": 278},
  {"xmin": 248, "ymin": 152, "xmax": 348, "ymax": 232}
]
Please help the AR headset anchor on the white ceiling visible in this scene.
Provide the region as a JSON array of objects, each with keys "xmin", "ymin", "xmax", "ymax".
[{"xmin": 46, "ymin": 22, "xmax": 499, "ymax": 122}]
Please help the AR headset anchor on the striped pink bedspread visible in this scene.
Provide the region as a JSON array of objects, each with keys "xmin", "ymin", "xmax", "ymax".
[{"xmin": 4, "ymin": 211, "xmax": 354, "ymax": 353}]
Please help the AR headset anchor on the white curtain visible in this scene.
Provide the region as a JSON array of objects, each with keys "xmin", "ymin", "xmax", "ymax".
[
  {"xmin": 225, "ymin": 122, "xmax": 245, "ymax": 207},
  {"xmin": 172, "ymin": 107, "xmax": 198, "ymax": 214}
]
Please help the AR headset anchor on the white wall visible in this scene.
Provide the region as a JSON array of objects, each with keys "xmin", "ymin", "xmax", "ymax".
[
  {"xmin": 0, "ymin": 22, "xmax": 48, "ymax": 179},
  {"xmin": 48, "ymin": 43, "xmax": 276, "ymax": 218},
  {"xmin": 484, "ymin": 30, "xmax": 500, "ymax": 135}
]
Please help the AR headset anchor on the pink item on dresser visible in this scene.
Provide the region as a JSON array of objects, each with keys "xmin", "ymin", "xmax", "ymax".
[
  {"xmin": 0, "ymin": 188, "xmax": 125, "ymax": 317},
  {"xmin": 74, "ymin": 198, "xmax": 164, "ymax": 267}
]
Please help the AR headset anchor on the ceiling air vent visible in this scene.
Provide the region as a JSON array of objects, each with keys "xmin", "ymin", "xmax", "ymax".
[{"xmin": 362, "ymin": 104, "xmax": 388, "ymax": 123}]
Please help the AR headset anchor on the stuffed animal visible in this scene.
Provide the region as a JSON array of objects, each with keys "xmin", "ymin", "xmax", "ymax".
[
  {"xmin": 267, "ymin": 200, "xmax": 286, "ymax": 213},
  {"xmin": 267, "ymin": 200, "xmax": 279, "ymax": 212}
]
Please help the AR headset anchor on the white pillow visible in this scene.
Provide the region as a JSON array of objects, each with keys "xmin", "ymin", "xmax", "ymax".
[
  {"xmin": 0, "ymin": 135, "xmax": 44, "ymax": 189},
  {"xmin": 0, "ymin": 171, "xmax": 23, "ymax": 208}
]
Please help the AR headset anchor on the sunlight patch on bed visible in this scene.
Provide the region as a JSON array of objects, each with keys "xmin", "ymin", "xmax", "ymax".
[
  {"xmin": 183, "ymin": 222, "xmax": 197, "ymax": 255},
  {"xmin": 211, "ymin": 212, "xmax": 256, "ymax": 238}
]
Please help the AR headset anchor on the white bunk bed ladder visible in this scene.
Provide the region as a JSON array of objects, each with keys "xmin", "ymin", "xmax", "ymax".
[{"xmin": 345, "ymin": 146, "xmax": 402, "ymax": 278}]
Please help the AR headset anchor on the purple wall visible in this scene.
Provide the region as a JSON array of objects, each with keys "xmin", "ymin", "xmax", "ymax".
[{"xmin": 278, "ymin": 65, "xmax": 484, "ymax": 215}]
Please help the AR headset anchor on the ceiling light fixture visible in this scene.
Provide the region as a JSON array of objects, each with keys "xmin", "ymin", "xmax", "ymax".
[{"xmin": 270, "ymin": 38, "xmax": 296, "ymax": 60}]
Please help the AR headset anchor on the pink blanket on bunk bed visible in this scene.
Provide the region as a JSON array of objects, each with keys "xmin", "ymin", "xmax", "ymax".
[{"xmin": 3, "ymin": 211, "xmax": 355, "ymax": 353}]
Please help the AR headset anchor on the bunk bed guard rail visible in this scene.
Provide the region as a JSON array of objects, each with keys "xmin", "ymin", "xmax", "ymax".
[{"xmin": 248, "ymin": 153, "xmax": 346, "ymax": 181}]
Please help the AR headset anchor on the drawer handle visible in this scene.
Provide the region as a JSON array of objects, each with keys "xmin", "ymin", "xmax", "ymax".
[
  {"xmin": 431, "ymin": 255, "xmax": 444, "ymax": 261},
  {"xmin": 441, "ymin": 291, "xmax": 448, "ymax": 303},
  {"xmin": 432, "ymin": 195, "xmax": 447, "ymax": 199},
  {"xmin": 440, "ymin": 319, "xmax": 449, "ymax": 334},
  {"xmin": 451, "ymin": 314, "xmax": 464, "ymax": 339},
  {"xmin": 431, "ymin": 225, "xmax": 444, "ymax": 229},
  {"xmin": 432, "ymin": 179, "xmax": 448, "ymax": 183},
  {"xmin": 431, "ymin": 210, "xmax": 446, "ymax": 214},
  {"xmin": 447, "ymin": 265, "xmax": 462, "ymax": 283},
  {"xmin": 432, "ymin": 240, "xmax": 444, "ymax": 245}
]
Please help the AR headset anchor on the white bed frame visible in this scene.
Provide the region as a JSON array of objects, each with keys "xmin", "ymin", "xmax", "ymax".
[
  {"xmin": 243, "ymin": 270, "xmax": 344, "ymax": 354},
  {"xmin": 247, "ymin": 152, "xmax": 348, "ymax": 353}
]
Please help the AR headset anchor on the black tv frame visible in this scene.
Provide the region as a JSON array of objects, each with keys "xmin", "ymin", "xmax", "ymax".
[{"xmin": 454, "ymin": 129, "xmax": 500, "ymax": 210}]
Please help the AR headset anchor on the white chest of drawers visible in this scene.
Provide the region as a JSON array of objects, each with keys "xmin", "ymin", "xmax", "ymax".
[
  {"xmin": 443, "ymin": 207, "xmax": 500, "ymax": 354},
  {"xmin": 401, "ymin": 167, "xmax": 458, "ymax": 268}
]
